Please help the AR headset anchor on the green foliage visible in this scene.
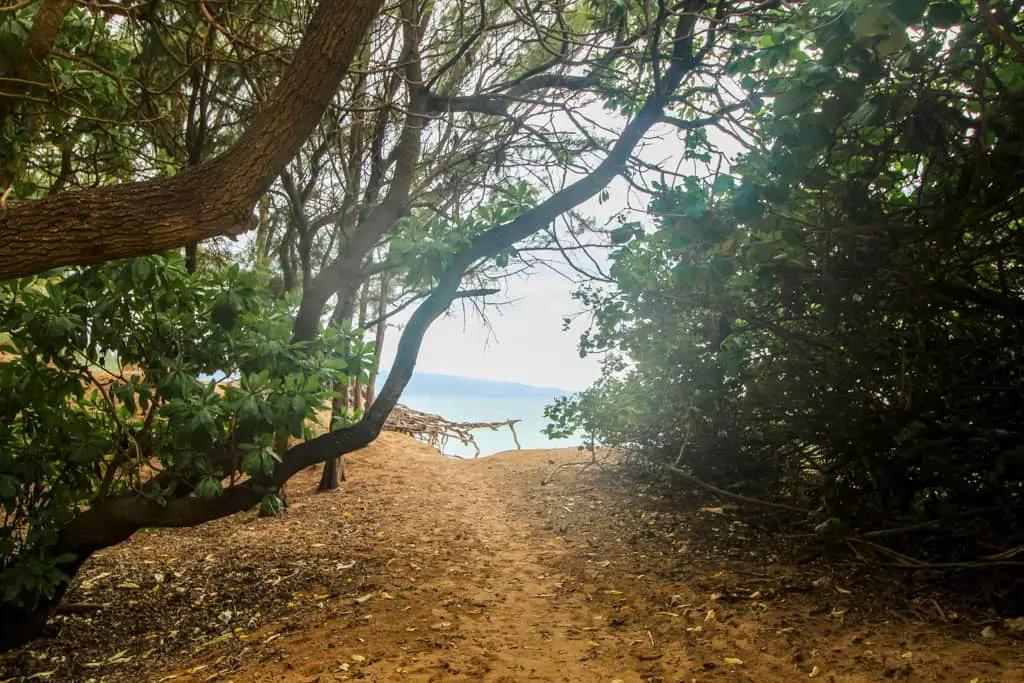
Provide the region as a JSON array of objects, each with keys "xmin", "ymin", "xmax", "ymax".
[
  {"xmin": 0, "ymin": 255, "xmax": 359, "ymax": 609},
  {"xmin": 393, "ymin": 180, "xmax": 540, "ymax": 285},
  {"xmin": 552, "ymin": 0, "xmax": 1024, "ymax": 572}
]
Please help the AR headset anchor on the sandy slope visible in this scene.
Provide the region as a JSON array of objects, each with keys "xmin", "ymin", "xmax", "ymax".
[{"xmin": 2, "ymin": 433, "xmax": 1020, "ymax": 682}]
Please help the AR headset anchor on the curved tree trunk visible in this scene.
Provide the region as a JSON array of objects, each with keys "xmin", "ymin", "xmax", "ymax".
[
  {"xmin": 0, "ymin": 0, "xmax": 384, "ymax": 282},
  {"xmin": 0, "ymin": 12, "xmax": 702, "ymax": 647}
]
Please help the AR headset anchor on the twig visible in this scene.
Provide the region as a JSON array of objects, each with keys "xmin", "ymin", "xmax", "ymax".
[
  {"xmin": 665, "ymin": 464, "xmax": 804, "ymax": 513},
  {"xmin": 541, "ymin": 447, "xmax": 607, "ymax": 485},
  {"xmin": 848, "ymin": 537, "xmax": 1024, "ymax": 569},
  {"xmin": 56, "ymin": 602, "xmax": 110, "ymax": 615}
]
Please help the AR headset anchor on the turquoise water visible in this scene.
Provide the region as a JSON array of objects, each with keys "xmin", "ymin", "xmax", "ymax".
[{"xmin": 396, "ymin": 393, "xmax": 579, "ymax": 458}]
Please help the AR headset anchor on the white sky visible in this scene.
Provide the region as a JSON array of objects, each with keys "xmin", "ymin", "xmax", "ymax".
[
  {"xmin": 378, "ymin": 174, "xmax": 636, "ymax": 391},
  {"xmin": 379, "ymin": 269, "xmax": 601, "ymax": 391},
  {"xmin": 377, "ymin": 89, "xmax": 746, "ymax": 391}
]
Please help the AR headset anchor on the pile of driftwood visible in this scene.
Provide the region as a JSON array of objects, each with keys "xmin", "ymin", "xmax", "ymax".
[{"xmin": 384, "ymin": 404, "xmax": 521, "ymax": 457}]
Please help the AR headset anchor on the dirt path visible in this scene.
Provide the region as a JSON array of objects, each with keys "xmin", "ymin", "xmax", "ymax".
[{"xmin": 2, "ymin": 433, "xmax": 1021, "ymax": 681}]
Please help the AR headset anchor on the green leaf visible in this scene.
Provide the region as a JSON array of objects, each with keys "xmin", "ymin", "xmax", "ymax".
[
  {"xmin": 610, "ymin": 226, "xmax": 636, "ymax": 244},
  {"xmin": 712, "ymin": 175, "xmax": 735, "ymax": 194},
  {"xmin": 773, "ymin": 88, "xmax": 815, "ymax": 115},
  {"xmin": 732, "ymin": 184, "xmax": 763, "ymax": 222},
  {"xmin": 846, "ymin": 100, "xmax": 881, "ymax": 127},
  {"xmin": 195, "ymin": 477, "xmax": 223, "ymax": 499},
  {"xmin": 888, "ymin": 0, "xmax": 928, "ymax": 24},
  {"xmin": 853, "ymin": 7, "xmax": 893, "ymax": 39},
  {"xmin": 926, "ymin": 2, "xmax": 962, "ymax": 28},
  {"xmin": 877, "ymin": 30, "xmax": 908, "ymax": 58}
]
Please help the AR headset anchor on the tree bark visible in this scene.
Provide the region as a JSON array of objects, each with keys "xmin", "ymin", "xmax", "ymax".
[
  {"xmin": 0, "ymin": 0, "xmax": 384, "ymax": 282},
  {"xmin": 0, "ymin": 3, "xmax": 707, "ymax": 649},
  {"xmin": 352, "ymin": 283, "xmax": 372, "ymax": 413},
  {"xmin": 366, "ymin": 270, "xmax": 391, "ymax": 407},
  {"xmin": 318, "ymin": 290, "xmax": 359, "ymax": 491}
]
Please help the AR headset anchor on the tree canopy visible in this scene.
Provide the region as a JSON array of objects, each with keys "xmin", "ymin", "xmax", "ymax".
[
  {"xmin": 5, "ymin": 0, "xmax": 1022, "ymax": 651},
  {"xmin": 0, "ymin": 0, "xmax": 792, "ymax": 649}
]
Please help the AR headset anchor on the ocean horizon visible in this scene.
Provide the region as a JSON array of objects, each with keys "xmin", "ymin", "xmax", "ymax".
[{"xmin": 195, "ymin": 369, "xmax": 582, "ymax": 458}]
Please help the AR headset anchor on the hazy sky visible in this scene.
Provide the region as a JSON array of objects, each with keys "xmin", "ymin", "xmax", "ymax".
[
  {"xmin": 377, "ymin": 98, "xmax": 745, "ymax": 391},
  {"xmin": 379, "ymin": 175, "xmax": 636, "ymax": 392},
  {"xmin": 379, "ymin": 269, "xmax": 602, "ymax": 391}
]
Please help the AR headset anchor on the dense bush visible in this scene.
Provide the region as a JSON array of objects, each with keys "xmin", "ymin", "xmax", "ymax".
[
  {"xmin": 550, "ymin": 0, "xmax": 1024, "ymax": 577},
  {"xmin": 0, "ymin": 255, "xmax": 368, "ymax": 610}
]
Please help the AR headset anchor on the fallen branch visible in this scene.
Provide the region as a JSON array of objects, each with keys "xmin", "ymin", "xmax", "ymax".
[
  {"xmin": 55, "ymin": 602, "xmax": 109, "ymax": 615},
  {"xmin": 845, "ymin": 537, "xmax": 1024, "ymax": 570},
  {"xmin": 665, "ymin": 463, "xmax": 805, "ymax": 513},
  {"xmin": 541, "ymin": 445, "xmax": 607, "ymax": 485},
  {"xmin": 383, "ymin": 404, "xmax": 521, "ymax": 457}
]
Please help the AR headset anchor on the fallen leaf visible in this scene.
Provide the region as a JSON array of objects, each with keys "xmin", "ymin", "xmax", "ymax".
[
  {"xmin": 80, "ymin": 571, "xmax": 112, "ymax": 588},
  {"xmin": 1004, "ymin": 617, "xmax": 1024, "ymax": 633},
  {"xmin": 351, "ymin": 654, "xmax": 366, "ymax": 663},
  {"xmin": 808, "ymin": 665, "xmax": 821, "ymax": 677},
  {"xmin": 724, "ymin": 657, "xmax": 744, "ymax": 665}
]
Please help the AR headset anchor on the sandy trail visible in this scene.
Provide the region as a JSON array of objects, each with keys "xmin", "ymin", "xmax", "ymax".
[{"xmin": 2, "ymin": 432, "xmax": 1020, "ymax": 682}]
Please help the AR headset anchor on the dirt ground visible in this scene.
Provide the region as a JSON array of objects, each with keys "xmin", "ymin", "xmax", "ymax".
[{"xmin": 1, "ymin": 432, "xmax": 1021, "ymax": 682}]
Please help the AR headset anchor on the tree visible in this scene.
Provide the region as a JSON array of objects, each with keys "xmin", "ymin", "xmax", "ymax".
[
  {"xmin": 0, "ymin": 0, "xmax": 383, "ymax": 280},
  {"xmin": 1, "ymin": 0, "xmax": 786, "ymax": 650},
  {"xmin": 551, "ymin": 0, "xmax": 1024, "ymax": 593}
]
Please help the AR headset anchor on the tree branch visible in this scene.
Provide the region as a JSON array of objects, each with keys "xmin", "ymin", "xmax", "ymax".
[{"xmin": 0, "ymin": 0, "xmax": 384, "ymax": 282}]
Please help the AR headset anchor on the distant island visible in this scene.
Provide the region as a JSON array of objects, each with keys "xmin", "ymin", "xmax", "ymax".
[{"xmin": 376, "ymin": 370, "xmax": 572, "ymax": 399}]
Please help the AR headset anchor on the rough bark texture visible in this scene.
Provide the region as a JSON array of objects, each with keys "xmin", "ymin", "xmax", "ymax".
[
  {"xmin": 0, "ymin": 0, "xmax": 384, "ymax": 282},
  {"xmin": 317, "ymin": 455, "xmax": 344, "ymax": 491}
]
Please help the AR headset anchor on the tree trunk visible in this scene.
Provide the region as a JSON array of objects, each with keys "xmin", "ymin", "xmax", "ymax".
[
  {"xmin": 318, "ymin": 290, "xmax": 360, "ymax": 491},
  {"xmin": 352, "ymin": 283, "xmax": 371, "ymax": 413},
  {"xmin": 0, "ymin": 0, "xmax": 384, "ymax": 281},
  {"xmin": 0, "ymin": 23, "xmax": 698, "ymax": 646},
  {"xmin": 366, "ymin": 270, "xmax": 390, "ymax": 407},
  {"xmin": 318, "ymin": 452, "xmax": 344, "ymax": 490},
  {"xmin": 318, "ymin": 384, "xmax": 349, "ymax": 491}
]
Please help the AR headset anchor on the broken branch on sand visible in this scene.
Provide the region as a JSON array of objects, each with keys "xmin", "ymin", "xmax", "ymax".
[{"xmin": 383, "ymin": 404, "xmax": 521, "ymax": 457}]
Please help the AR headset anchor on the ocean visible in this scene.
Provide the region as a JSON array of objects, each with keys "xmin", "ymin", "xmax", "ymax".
[
  {"xmin": 395, "ymin": 392, "xmax": 579, "ymax": 458},
  {"xmin": 196, "ymin": 369, "xmax": 582, "ymax": 459}
]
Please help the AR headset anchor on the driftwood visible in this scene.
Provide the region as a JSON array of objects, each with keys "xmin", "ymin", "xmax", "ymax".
[{"xmin": 384, "ymin": 404, "xmax": 521, "ymax": 457}]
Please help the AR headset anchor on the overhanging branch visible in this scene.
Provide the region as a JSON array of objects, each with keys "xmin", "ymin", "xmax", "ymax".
[{"xmin": 0, "ymin": 0, "xmax": 384, "ymax": 282}]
